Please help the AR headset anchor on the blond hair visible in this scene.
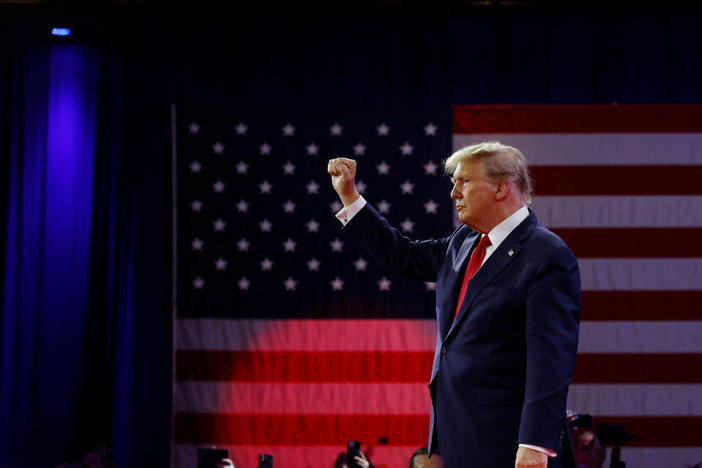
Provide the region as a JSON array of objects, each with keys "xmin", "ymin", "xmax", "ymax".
[{"xmin": 444, "ymin": 141, "xmax": 533, "ymax": 205}]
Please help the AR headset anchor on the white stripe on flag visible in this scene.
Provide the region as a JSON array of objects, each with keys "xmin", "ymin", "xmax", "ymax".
[
  {"xmin": 177, "ymin": 319, "xmax": 437, "ymax": 351},
  {"xmin": 178, "ymin": 382, "xmax": 702, "ymax": 416},
  {"xmin": 532, "ymin": 195, "xmax": 702, "ymax": 228},
  {"xmin": 175, "ymin": 382, "xmax": 430, "ymax": 414},
  {"xmin": 177, "ymin": 319, "xmax": 701, "ymax": 352},
  {"xmin": 578, "ymin": 258, "xmax": 702, "ymax": 291},
  {"xmin": 452, "ymin": 133, "xmax": 702, "ymax": 165},
  {"xmin": 568, "ymin": 384, "xmax": 702, "ymax": 416},
  {"xmin": 578, "ymin": 321, "xmax": 702, "ymax": 353}
]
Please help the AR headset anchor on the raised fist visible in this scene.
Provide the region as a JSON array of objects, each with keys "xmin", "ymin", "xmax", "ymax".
[{"xmin": 327, "ymin": 157, "xmax": 360, "ymax": 207}]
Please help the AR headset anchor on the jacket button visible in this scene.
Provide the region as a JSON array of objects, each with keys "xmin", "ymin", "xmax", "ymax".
[{"xmin": 441, "ymin": 346, "xmax": 447, "ymax": 354}]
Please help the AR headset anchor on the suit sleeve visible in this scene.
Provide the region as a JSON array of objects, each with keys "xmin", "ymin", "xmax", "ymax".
[
  {"xmin": 342, "ymin": 203, "xmax": 450, "ymax": 282},
  {"xmin": 518, "ymin": 245, "xmax": 581, "ymax": 451}
]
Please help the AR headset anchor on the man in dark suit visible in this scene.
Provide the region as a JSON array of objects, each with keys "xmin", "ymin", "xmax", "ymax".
[{"xmin": 327, "ymin": 142, "xmax": 581, "ymax": 468}]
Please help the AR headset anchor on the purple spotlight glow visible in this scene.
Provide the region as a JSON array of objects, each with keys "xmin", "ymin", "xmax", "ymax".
[{"xmin": 51, "ymin": 27, "xmax": 72, "ymax": 37}]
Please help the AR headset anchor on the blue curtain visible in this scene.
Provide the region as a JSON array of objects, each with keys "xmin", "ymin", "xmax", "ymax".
[{"xmin": 1, "ymin": 16, "xmax": 173, "ymax": 468}]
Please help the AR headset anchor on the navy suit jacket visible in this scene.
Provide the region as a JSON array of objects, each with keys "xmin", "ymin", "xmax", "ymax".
[{"xmin": 343, "ymin": 204, "xmax": 581, "ymax": 468}]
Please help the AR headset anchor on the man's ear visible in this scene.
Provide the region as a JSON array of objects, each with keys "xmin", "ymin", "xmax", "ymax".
[{"xmin": 494, "ymin": 180, "xmax": 508, "ymax": 200}]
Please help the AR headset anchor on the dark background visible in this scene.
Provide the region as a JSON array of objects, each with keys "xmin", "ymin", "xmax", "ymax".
[{"xmin": 1, "ymin": 2, "xmax": 701, "ymax": 468}]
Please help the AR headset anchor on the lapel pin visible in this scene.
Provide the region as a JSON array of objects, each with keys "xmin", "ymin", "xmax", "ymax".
[{"xmin": 508, "ymin": 249, "xmax": 514, "ymax": 256}]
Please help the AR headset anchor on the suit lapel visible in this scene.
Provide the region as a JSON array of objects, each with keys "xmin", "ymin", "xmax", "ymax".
[{"xmin": 444, "ymin": 212, "xmax": 538, "ymax": 342}]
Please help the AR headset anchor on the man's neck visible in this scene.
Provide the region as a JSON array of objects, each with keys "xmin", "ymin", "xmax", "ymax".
[{"xmin": 480, "ymin": 203, "xmax": 525, "ymax": 234}]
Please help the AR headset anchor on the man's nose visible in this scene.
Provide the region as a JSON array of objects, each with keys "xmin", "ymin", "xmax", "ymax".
[{"xmin": 450, "ymin": 184, "xmax": 460, "ymax": 199}]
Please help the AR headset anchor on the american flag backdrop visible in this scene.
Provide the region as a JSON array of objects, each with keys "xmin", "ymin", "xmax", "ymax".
[
  {"xmin": 174, "ymin": 105, "xmax": 702, "ymax": 468},
  {"xmin": 174, "ymin": 107, "xmax": 454, "ymax": 468}
]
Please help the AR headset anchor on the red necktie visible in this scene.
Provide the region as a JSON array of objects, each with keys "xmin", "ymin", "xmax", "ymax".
[{"xmin": 454, "ymin": 235, "xmax": 492, "ymax": 319}]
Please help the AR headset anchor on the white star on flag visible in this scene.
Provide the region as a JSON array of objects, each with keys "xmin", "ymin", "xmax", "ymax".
[
  {"xmin": 400, "ymin": 180, "xmax": 415, "ymax": 194},
  {"xmin": 400, "ymin": 142, "xmax": 414, "ymax": 155},
  {"xmin": 237, "ymin": 238, "xmax": 250, "ymax": 251},
  {"xmin": 356, "ymin": 180, "xmax": 367, "ymax": 194},
  {"xmin": 424, "ymin": 160, "xmax": 438, "ymax": 175},
  {"xmin": 193, "ymin": 277, "xmax": 205, "ymax": 289},
  {"xmin": 329, "ymin": 123, "xmax": 343, "ymax": 136},
  {"xmin": 282, "ymin": 200, "xmax": 296, "ymax": 213},
  {"xmin": 377, "ymin": 200, "xmax": 391, "ymax": 214},
  {"xmin": 306, "ymin": 219, "xmax": 320, "ymax": 233},
  {"xmin": 190, "ymin": 160, "xmax": 202, "ymax": 173},
  {"xmin": 425, "ymin": 282, "xmax": 437, "ymax": 291},
  {"xmin": 213, "ymin": 218, "xmax": 226, "ymax": 231},
  {"xmin": 306, "ymin": 180, "xmax": 319, "ymax": 194},
  {"xmin": 353, "ymin": 142, "xmax": 367, "ymax": 155},
  {"xmin": 307, "ymin": 258, "xmax": 320, "ymax": 271},
  {"xmin": 330, "ymin": 238, "xmax": 344, "ymax": 252},
  {"xmin": 329, "ymin": 200, "xmax": 343, "ymax": 213},
  {"xmin": 188, "ymin": 122, "xmax": 200, "ymax": 134},
  {"xmin": 282, "ymin": 123, "xmax": 295, "ymax": 136},
  {"xmin": 260, "ymin": 257, "xmax": 274, "ymax": 271},
  {"xmin": 191, "ymin": 238, "xmax": 203, "ymax": 250},
  {"xmin": 236, "ymin": 199, "xmax": 249, "ymax": 212},
  {"xmin": 377, "ymin": 161, "xmax": 390, "ymax": 175},
  {"xmin": 424, "ymin": 199, "xmax": 438, "ymax": 214},
  {"xmin": 259, "ymin": 142, "xmax": 272, "ymax": 155},
  {"xmin": 401, "ymin": 218, "xmax": 415, "ymax": 233},
  {"xmin": 284, "ymin": 276, "xmax": 298, "ymax": 291},
  {"xmin": 353, "ymin": 257, "xmax": 368, "ymax": 271},
  {"xmin": 214, "ymin": 257, "xmax": 228, "ymax": 271},
  {"xmin": 259, "ymin": 180, "xmax": 273, "ymax": 194},
  {"xmin": 306, "ymin": 142, "xmax": 319, "ymax": 155},
  {"xmin": 330, "ymin": 277, "xmax": 344, "ymax": 291},
  {"xmin": 376, "ymin": 122, "xmax": 390, "ymax": 136},
  {"xmin": 378, "ymin": 277, "xmax": 392, "ymax": 291},
  {"xmin": 282, "ymin": 161, "xmax": 296, "ymax": 175},
  {"xmin": 238, "ymin": 277, "xmax": 250, "ymax": 290},
  {"xmin": 236, "ymin": 161, "xmax": 249, "ymax": 174},
  {"xmin": 191, "ymin": 200, "xmax": 203, "ymax": 212},
  {"xmin": 259, "ymin": 219, "xmax": 273, "ymax": 232},
  {"xmin": 212, "ymin": 141, "xmax": 225, "ymax": 154},
  {"xmin": 283, "ymin": 238, "xmax": 297, "ymax": 252},
  {"xmin": 424, "ymin": 122, "xmax": 438, "ymax": 136},
  {"xmin": 235, "ymin": 122, "xmax": 248, "ymax": 135},
  {"xmin": 212, "ymin": 179, "xmax": 226, "ymax": 193}
]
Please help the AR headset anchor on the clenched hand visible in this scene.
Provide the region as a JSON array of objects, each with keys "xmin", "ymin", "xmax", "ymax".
[{"xmin": 327, "ymin": 157, "xmax": 360, "ymax": 207}]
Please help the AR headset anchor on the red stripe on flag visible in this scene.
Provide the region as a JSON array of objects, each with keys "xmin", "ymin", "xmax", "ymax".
[
  {"xmin": 573, "ymin": 354, "xmax": 702, "ymax": 384},
  {"xmin": 552, "ymin": 228, "xmax": 702, "ymax": 258},
  {"xmin": 453, "ymin": 104, "xmax": 702, "ymax": 133},
  {"xmin": 176, "ymin": 351, "xmax": 434, "ymax": 382},
  {"xmin": 173, "ymin": 413, "xmax": 702, "ymax": 448},
  {"xmin": 581, "ymin": 291, "xmax": 702, "ymax": 321},
  {"xmin": 591, "ymin": 416, "xmax": 702, "ymax": 447},
  {"xmin": 531, "ymin": 166, "xmax": 702, "ymax": 195},
  {"xmin": 178, "ymin": 351, "xmax": 702, "ymax": 383},
  {"xmin": 173, "ymin": 413, "xmax": 429, "ymax": 446}
]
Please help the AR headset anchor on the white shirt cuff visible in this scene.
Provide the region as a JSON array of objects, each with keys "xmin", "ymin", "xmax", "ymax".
[
  {"xmin": 335, "ymin": 196, "xmax": 367, "ymax": 225},
  {"xmin": 519, "ymin": 444, "xmax": 557, "ymax": 457}
]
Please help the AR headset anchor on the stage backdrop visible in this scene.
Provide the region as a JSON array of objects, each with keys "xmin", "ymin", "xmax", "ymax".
[{"xmin": 173, "ymin": 105, "xmax": 702, "ymax": 468}]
